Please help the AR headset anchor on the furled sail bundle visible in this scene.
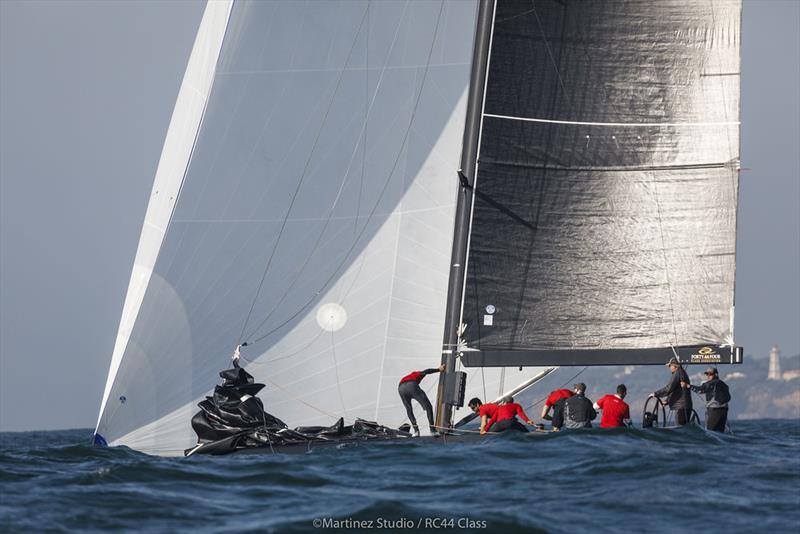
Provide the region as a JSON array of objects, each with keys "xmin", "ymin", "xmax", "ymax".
[
  {"xmin": 186, "ymin": 362, "xmax": 412, "ymax": 456},
  {"xmin": 95, "ymin": 0, "xmax": 549, "ymax": 456}
]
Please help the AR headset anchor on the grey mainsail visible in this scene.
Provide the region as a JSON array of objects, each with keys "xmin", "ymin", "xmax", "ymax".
[{"xmin": 457, "ymin": 0, "xmax": 742, "ymax": 368}]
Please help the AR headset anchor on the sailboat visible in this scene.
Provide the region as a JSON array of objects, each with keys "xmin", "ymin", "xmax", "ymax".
[{"xmin": 94, "ymin": 0, "xmax": 742, "ymax": 456}]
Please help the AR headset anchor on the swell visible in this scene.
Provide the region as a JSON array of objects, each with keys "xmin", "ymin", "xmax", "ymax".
[{"xmin": 1, "ymin": 421, "xmax": 799, "ymax": 534}]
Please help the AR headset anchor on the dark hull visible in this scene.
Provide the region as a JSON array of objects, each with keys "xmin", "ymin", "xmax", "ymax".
[{"xmin": 226, "ymin": 431, "xmax": 504, "ymax": 455}]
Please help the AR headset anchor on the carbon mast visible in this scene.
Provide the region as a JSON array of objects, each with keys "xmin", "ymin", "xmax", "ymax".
[{"xmin": 434, "ymin": 0, "xmax": 496, "ymax": 432}]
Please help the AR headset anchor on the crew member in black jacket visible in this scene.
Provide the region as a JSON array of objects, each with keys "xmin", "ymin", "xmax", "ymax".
[
  {"xmin": 683, "ymin": 367, "xmax": 731, "ymax": 432},
  {"xmin": 552, "ymin": 383, "xmax": 596, "ymax": 430},
  {"xmin": 652, "ymin": 357, "xmax": 693, "ymax": 425}
]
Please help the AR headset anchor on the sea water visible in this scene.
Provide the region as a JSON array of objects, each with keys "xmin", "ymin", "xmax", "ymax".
[{"xmin": 1, "ymin": 420, "xmax": 798, "ymax": 533}]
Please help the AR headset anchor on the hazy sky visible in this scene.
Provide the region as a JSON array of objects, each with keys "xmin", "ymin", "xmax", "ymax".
[{"xmin": 1, "ymin": 0, "xmax": 798, "ymax": 432}]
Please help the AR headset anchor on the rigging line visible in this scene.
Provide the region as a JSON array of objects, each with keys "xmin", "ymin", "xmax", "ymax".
[
  {"xmin": 246, "ymin": 0, "xmax": 447, "ymax": 347},
  {"xmin": 330, "ymin": 329, "xmax": 349, "ymax": 420},
  {"xmin": 238, "ymin": 105, "xmax": 404, "ymax": 346},
  {"xmin": 483, "ymin": 113, "xmax": 740, "ymax": 128},
  {"xmin": 161, "ymin": 86, "xmax": 297, "ymax": 331},
  {"xmin": 236, "ymin": 5, "xmax": 371, "ymax": 345},
  {"xmin": 430, "ymin": 425, "xmax": 491, "ymax": 435},
  {"xmin": 240, "ymin": 328, "xmax": 325, "ymax": 366},
  {"xmin": 530, "ymin": 0, "xmax": 568, "ymax": 97},
  {"xmin": 239, "ymin": 96, "xmax": 411, "ymax": 344},
  {"xmin": 242, "ymin": 0, "xmax": 411, "ymax": 343},
  {"xmin": 196, "ymin": 36, "xmax": 386, "ymax": 326},
  {"xmin": 470, "ymin": 187, "xmax": 535, "ymax": 230},
  {"xmin": 356, "ymin": 1, "xmax": 368, "ymax": 238},
  {"xmin": 261, "ymin": 375, "xmax": 351, "ymax": 423},
  {"xmin": 495, "ymin": 5, "xmax": 536, "ymax": 24}
]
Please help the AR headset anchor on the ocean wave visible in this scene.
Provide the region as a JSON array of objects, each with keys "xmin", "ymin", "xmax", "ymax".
[{"xmin": 1, "ymin": 421, "xmax": 798, "ymax": 533}]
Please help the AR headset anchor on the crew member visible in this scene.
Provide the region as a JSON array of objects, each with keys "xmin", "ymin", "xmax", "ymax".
[
  {"xmin": 540, "ymin": 388, "xmax": 574, "ymax": 421},
  {"xmin": 593, "ymin": 384, "xmax": 631, "ymax": 428},
  {"xmin": 552, "ymin": 383, "xmax": 596, "ymax": 430},
  {"xmin": 487, "ymin": 395, "xmax": 535, "ymax": 433},
  {"xmin": 652, "ymin": 357, "xmax": 693, "ymax": 425},
  {"xmin": 398, "ymin": 364, "xmax": 444, "ymax": 436},
  {"xmin": 683, "ymin": 367, "xmax": 731, "ymax": 432},
  {"xmin": 467, "ymin": 397, "xmax": 499, "ymax": 435}
]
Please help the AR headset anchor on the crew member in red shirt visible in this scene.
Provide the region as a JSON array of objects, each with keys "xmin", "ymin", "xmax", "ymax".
[
  {"xmin": 468, "ymin": 397, "xmax": 499, "ymax": 435},
  {"xmin": 487, "ymin": 396, "xmax": 535, "ymax": 433},
  {"xmin": 541, "ymin": 388, "xmax": 574, "ymax": 421},
  {"xmin": 398, "ymin": 364, "xmax": 444, "ymax": 436},
  {"xmin": 593, "ymin": 384, "xmax": 632, "ymax": 428}
]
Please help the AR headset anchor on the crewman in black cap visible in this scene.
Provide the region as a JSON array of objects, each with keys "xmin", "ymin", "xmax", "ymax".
[
  {"xmin": 652, "ymin": 357, "xmax": 693, "ymax": 425},
  {"xmin": 551, "ymin": 383, "xmax": 596, "ymax": 430},
  {"xmin": 683, "ymin": 367, "xmax": 731, "ymax": 432}
]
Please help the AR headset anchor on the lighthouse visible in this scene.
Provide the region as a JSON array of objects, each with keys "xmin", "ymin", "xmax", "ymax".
[{"xmin": 768, "ymin": 345, "xmax": 782, "ymax": 380}]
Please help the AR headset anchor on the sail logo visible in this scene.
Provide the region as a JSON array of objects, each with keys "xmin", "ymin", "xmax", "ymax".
[
  {"xmin": 316, "ymin": 303, "xmax": 347, "ymax": 332},
  {"xmin": 691, "ymin": 346, "xmax": 721, "ymax": 363}
]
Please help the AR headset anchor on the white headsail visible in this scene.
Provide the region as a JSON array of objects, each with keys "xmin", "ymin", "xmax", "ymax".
[{"xmin": 95, "ymin": 0, "xmax": 550, "ymax": 456}]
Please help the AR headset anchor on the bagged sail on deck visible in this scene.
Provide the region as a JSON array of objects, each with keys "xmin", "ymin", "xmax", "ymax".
[{"xmin": 460, "ymin": 0, "xmax": 741, "ymax": 366}]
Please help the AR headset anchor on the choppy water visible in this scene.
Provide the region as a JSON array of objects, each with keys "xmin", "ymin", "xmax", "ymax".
[{"xmin": 1, "ymin": 421, "xmax": 799, "ymax": 533}]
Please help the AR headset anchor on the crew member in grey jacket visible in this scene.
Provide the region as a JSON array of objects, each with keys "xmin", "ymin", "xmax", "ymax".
[
  {"xmin": 652, "ymin": 357, "xmax": 693, "ymax": 425},
  {"xmin": 683, "ymin": 367, "xmax": 730, "ymax": 432}
]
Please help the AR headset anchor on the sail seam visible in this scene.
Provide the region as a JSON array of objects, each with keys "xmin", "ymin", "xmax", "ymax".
[
  {"xmin": 482, "ymin": 161, "xmax": 731, "ymax": 172},
  {"xmin": 374, "ymin": 0, "xmax": 446, "ymax": 421},
  {"xmin": 483, "ymin": 113, "xmax": 740, "ymax": 127}
]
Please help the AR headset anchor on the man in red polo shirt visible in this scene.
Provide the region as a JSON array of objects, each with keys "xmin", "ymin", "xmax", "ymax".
[
  {"xmin": 398, "ymin": 364, "xmax": 444, "ymax": 436},
  {"xmin": 468, "ymin": 397, "xmax": 499, "ymax": 435},
  {"xmin": 593, "ymin": 384, "xmax": 631, "ymax": 428},
  {"xmin": 541, "ymin": 388, "xmax": 574, "ymax": 421},
  {"xmin": 487, "ymin": 396, "xmax": 535, "ymax": 433}
]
